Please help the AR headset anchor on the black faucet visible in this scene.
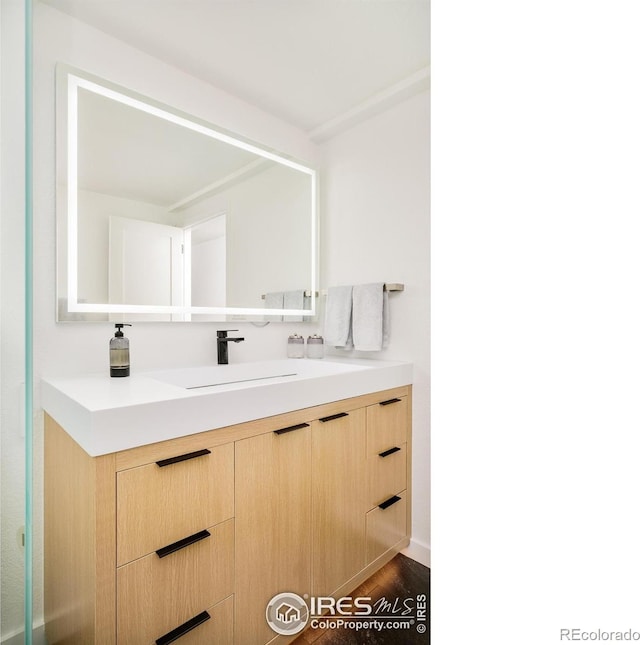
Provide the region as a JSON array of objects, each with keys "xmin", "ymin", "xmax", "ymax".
[{"xmin": 216, "ymin": 330, "xmax": 245, "ymax": 364}]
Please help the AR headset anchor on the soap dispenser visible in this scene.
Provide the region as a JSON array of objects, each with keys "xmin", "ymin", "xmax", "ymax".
[{"xmin": 110, "ymin": 323, "xmax": 132, "ymax": 377}]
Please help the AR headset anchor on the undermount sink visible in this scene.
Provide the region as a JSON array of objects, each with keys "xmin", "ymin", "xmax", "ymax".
[{"xmin": 146, "ymin": 358, "xmax": 368, "ymax": 390}]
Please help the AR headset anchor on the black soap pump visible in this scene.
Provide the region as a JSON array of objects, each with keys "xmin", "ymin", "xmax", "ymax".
[{"xmin": 110, "ymin": 323, "xmax": 132, "ymax": 377}]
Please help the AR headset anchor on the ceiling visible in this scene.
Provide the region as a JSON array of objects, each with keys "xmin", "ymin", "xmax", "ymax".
[
  {"xmin": 78, "ymin": 86, "xmax": 268, "ymax": 206},
  {"xmin": 41, "ymin": 0, "xmax": 430, "ymax": 136}
]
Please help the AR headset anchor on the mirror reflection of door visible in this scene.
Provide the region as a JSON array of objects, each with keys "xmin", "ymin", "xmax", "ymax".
[
  {"xmin": 189, "ymin": 213, "xmax": 227, "ymax": 308},
  {"xmin": 108, "ymin": 215, "xmax": 184, "ymax": 321}
]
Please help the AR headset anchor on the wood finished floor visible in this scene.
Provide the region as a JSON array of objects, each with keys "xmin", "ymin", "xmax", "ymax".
[{"xmin": 292, "ymin": 553, "xmax": 430, "ymax": 644}]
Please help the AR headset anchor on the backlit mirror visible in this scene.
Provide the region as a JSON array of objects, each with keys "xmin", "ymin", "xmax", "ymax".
[{"xmin": 56, "ymin": 65, "xmax": 317, "ymax": 321}]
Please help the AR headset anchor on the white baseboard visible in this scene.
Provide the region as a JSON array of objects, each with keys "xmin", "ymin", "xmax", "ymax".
[
  {"xmin": 402, "ymin": 537, "xmax": 430, "ymax": 568},
  {"xmin": 1, "ymin": 620, "xmax": 46, "ymax": 645}
]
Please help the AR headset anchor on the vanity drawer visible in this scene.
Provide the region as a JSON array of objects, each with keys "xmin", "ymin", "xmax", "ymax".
[
  {"xmin": 366, "ymin": 396, "xmax": 408, "ymax": 456},
  {"xmin": 366, "ymin": 489, "xmax": 407, "ymax": 564},
  {"xmin": 117, "ymin": 518, "xmax": 234, "ymax": 644},
  {"xmin": 367, "ymin": 443, "xmax": 407, "ymax": 510},
  {"xmin": 149, "ymin": 595, "xmax": 234, "ymax": 645},
  {"xmin": 117, "ymin": 442, "xmax": 234, "ymax": 565}
]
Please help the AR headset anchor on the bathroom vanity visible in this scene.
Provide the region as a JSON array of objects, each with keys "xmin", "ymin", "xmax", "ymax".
[{"xmin": 42, "ymin": 359, "xmax": 412, "ymax": 644}]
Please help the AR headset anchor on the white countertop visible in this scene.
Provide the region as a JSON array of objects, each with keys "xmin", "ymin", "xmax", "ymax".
[{"xmin": 41, "ymin": 358, "xmax": 413, "ymax": 456}]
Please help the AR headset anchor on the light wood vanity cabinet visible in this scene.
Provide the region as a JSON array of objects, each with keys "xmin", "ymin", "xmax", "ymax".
[
  {"xmin": 45, "ymin": 421, "xmax": 235, "ymax": 645},
  {"xmin": 117, "ymin": 518, "xmax": 235, "ymax": 644},
  {"xmin": 235, "ymin": 421, "xmax": 312, "ymax": 645},
  {"xmin": 311, "ymin": 408, "xmax": 366, "ymax": 597},
  {"xmin": 116, "ymin": 445, "xmax": 235, "ymax": 644},
  {"xmin": 365, "ymin": 396, "xmax": 410, "ymax": 564},
  {"xmin": 44, "ymin": 386, "xmax": 411, "ymax": 645},
  {"xmin": 116, "ymin": 442, "xmax": 234, "ymax": 566}
]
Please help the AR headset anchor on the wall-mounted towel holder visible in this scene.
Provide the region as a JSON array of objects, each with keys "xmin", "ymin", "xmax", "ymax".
[
  {"xmin": 317, "ymin": 283, "xmax": 404, "ymax": 296},
  {"xmin": 261, "ymin": 291, "xmax": 315, "ymax": 300},
  {"xmin": 261, "ymin": 283, "xmax": 404, "ymax": 300}
]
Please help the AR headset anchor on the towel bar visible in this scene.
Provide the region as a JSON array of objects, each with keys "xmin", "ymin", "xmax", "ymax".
[
  {"xmin": 260, "ymin": 283, "xmax": 404, "ymax": 300},
  {"xmin": 320, "ymin": 283, "xmax": 404, "ymax": 296},
  {"xmin": 261, "ymin": 290, "xmax": 317, "ymax": 300}
]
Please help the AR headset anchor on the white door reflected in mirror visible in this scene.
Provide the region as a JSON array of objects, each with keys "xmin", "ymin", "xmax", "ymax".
[
  {"xmin": 189, "ymin": 214, "xmax": 227, "ymax": 310},
  {"xmin": 108, "ymin": 216, "xmax": 184, "ymax": 321}
]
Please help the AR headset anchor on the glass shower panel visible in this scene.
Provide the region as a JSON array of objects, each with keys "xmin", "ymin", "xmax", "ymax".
[{"xmin": 1, "ymin": 0, "xmax": 30, "ymax": 642}]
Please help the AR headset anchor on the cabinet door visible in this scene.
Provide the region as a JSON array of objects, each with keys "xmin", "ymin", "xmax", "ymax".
[
  {"xmin": 235, "ymin": 423, "xmax": 311, "ymax": 645},
  {"xmin": 311, "ymin": 408, "xmax": 366, "ymax": 597}
]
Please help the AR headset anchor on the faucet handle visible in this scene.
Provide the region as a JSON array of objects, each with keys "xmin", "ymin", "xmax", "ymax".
[{"xmin": 216, "ymin": 329, "xmax": 239, "ymax": 338}]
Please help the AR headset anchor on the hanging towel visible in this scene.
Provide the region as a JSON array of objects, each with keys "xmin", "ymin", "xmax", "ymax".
[
  {"xmin": 303, "ymin": 293, "xmax": 312, "ymax": 322},
  {"xmin": 324, "ymin": 285, "xmax": 353, "ymax": 348},
  {"xmin": 352, "ymin": 283, "xmax": 388, "ymax": 351},
  {"xmin": 264, "ymin": 292, "xmax": 284, "ymax": 322},
  {"xmin": 283, "ymin": 290, "xmax": 305, "ymax": 322}
]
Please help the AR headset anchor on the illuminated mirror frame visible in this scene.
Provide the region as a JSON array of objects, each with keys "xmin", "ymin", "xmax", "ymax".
[{"xmin": 56, "ymin": 65, "xmax": 318, "ymax": 321}]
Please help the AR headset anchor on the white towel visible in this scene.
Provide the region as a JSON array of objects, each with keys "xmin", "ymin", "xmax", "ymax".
[
  {"xmin": 303, "ymin": 294, "xmax": 312, "ymax": 322},
  {"xmin": 352, "ymin": 283, "xmax": 388, "ymax": 351},
  {"xmin": 324, "ymin": 285, "xmax": 353, "ymax": 348},
  {"xmin": 283, "ymin": 290, "xmax": 305, "ymax": 322},
  {"xmin": 264, "ymin": 292, "xmax": 283, "ymax": 322}
]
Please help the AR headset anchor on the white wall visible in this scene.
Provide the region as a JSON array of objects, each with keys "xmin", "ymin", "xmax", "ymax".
[
  {"xmin": 180, "ymin": 163, "xmax": 313, "ymax": 309},
  {"xmin": 224, "ymin": 164, "xmax": 311, "ymax": 307},
  {"xmin": 318, "ymin": 91, "xmax": 431, "ymax": 562}
]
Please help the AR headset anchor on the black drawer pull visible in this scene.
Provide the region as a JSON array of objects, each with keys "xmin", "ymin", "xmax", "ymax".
[
  {"xmin": 319, "ymin": 412, "xmax": 349, "ymax": 423},
  {"xmin": 378, "ymin": 495, "xmax": 402, "ymax": 510},
  {"xmin": 379, "ymin": 446, "xmax": 402, "ymax": 458},
  {"xmin": 156, "ymin": 611, "xmax": 210, "ymax": 645},
  {"xmin": 274, "ymin": 422, "xmax": 310, "ymax": 435},
  {"xmin": 379, "ymin": 398, "xmax": 402, "ymax": 406},
  {"xmin": 155, "ymin": 529, "xmax": 211, "ymax": 559},
  {"xmin": 156, "ymin": 448, "xmax": 211, "ymax": 467}
]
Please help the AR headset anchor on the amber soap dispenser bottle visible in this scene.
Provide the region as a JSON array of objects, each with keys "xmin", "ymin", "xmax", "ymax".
[{"xmin": 110, "ymin": 323, "xmax": 132, "ymax": 377}]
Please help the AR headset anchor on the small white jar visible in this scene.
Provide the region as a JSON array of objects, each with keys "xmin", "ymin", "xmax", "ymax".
[
  {"xmin": 287, "ymin": 334, "xmax": 305, "ymax": 358},
  {"xmin": 306, "ymin": 335, "xmax": 324, "ymax": 359}
]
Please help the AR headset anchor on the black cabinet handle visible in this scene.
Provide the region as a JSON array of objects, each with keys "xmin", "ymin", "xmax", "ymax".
[
  {"xmin": 155, "ymin": 530, "xmax": 211, "ymax": 559},
  {"xmin": 156, "ymin": 611, "xmax": 211, "ymax": 645},
  {"xmin": 379, "ymin": 446, "xmax": 402, "ymax": 458},
  {"xmin": 319, "ymin": 412, "xmax": 349, "ymax": 423},
  {"xmin": 274, "ymin": 422, "xmax": 310, "ymax": 435},
  {"xmin": 156, "ymin": 448, "xmax": 211, "ymax": 467},
  {"xmin": 379, "ymin": 398, "xmax": 402, "ymax": 406},
  {"xmin": 378, "ymin": 495, "xmax": 402, "ymax": 510}
]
